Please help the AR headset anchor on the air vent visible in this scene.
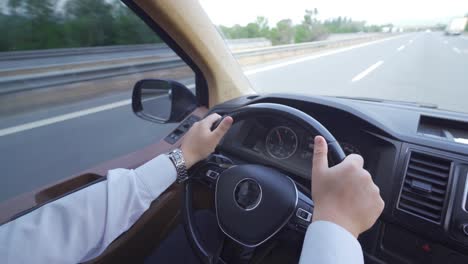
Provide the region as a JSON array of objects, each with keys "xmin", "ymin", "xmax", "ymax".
[{"xmin": 398, "ymin": 151, "xmax": 452, "ymax": 223}]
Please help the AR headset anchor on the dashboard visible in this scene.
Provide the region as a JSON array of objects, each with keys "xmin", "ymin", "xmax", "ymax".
[{"xmin": 214, "ymin": 94, "xmax": 468, "ymax": 263}]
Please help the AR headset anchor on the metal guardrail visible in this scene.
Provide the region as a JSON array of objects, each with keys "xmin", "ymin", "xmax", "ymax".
[
  {"xmin": 0, "ymin": 58, "xmax": 185, "ymax": 94},
  {"xmin": 0, "ymin": 43, "xmax": 169, "ymax": 61},
  {"xmin": 0, "ymin": 34, "xmax": 389, "ymax": 95},
  {"xmin": 235, "ymin": 34, "xmax": 382, "ymax": 57},
  {"xmin": 0, "ymin": 38, "xmax": 272, "ymax": 62}
]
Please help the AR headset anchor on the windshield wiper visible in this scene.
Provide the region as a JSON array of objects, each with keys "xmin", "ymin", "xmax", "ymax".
[{"xmin": 332, "ymin": 96, "xmax": 438, "ymax": 109}]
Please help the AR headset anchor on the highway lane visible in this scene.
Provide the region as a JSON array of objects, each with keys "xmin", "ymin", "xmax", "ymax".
[
  {"xmin": 1, "ymin": 32, "xmax": 468, "ymax": 202},
  {"xmin": 352, "ymin": 32, "xmax": 468, "ymax": 112},
  {"xmin": 0, "ymin": 99, "xmax": 178, "ymax": 202},
  {"xmin": 447, "ymin": 34, "xmax": 468, "ymax": 55},
  {"xmin": 248, "ymin": 32, "xmax": 468, "ymax": 113},
  {"xmin": 246, "ymin": 34, "xmax": 416, "ymax": 93}
]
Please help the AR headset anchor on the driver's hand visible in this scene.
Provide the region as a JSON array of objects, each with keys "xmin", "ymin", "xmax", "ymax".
[
  {"xmin": 181, "ymin": 113, "xmax": 233, "ymax": 169},
  {"xmin": 311, "ymin": 136, "xmax": 384, "ymax": 238}
]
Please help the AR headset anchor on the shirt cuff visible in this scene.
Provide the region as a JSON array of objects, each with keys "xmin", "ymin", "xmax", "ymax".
[
  {"xmin": 134, "ymin": 154, "xmax": 177, "ymax": 199},
  {"xmin": 299, "ymin": 221, "xmax": 364, "ymax": 264}
]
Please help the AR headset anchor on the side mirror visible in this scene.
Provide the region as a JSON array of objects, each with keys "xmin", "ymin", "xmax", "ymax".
[{"xmin": 132, "ymin": 79, "xmax": 198, "ymax": 123}]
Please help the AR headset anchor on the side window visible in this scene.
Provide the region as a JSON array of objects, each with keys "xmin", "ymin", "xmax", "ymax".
[{"xmin": 0, "ymin": 0, "xmax": 195, "ymax": 202}]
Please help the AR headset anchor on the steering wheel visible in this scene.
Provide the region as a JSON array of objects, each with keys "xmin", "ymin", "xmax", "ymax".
[{"xmin": 183, "ymin": 103, "xmax": 346, "ymax": 264}]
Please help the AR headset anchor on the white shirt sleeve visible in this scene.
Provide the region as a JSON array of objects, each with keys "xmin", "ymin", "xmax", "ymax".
[
  {"xmin": 0, "ymin": 154, "xmax": 176, "ymax": 264},
  {"xmin": 299, "ymin": 221, "xmax": 364, "ymax": 264}
]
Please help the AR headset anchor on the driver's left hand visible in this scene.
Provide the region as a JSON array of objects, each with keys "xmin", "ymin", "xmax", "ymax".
[{"xmin": 181, "ymin": 113, "xmax": 233, "ymax": 168}]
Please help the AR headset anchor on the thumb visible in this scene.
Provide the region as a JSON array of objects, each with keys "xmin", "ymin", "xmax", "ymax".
[
  {"xmin": 213, "ymin": 116, "xmax": 233, "ymax": 140},
  {"xmin": 312, "ymin": 136, "xmax": 329, "ymax": 174}
]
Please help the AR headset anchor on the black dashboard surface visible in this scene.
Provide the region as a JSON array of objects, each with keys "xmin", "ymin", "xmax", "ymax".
[{"xmin": 213, "ymin": 93, "xmax": 468, "ymax": 263}]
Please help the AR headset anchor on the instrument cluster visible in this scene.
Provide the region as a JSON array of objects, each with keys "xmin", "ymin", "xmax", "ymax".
[{"xmin": 264, "ymin": 125, "xmax": 360, "ymax": 160}]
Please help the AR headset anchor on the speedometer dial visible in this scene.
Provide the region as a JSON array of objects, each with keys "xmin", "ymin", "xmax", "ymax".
[{"xmin": 266, "ymin": 126, "xmax": 298, "ymax": 159}]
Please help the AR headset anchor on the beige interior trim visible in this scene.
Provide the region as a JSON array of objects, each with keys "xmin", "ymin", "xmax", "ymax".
[{"xmin": 135, "ymin": 0, "xmax": 256, "ymax": 107}]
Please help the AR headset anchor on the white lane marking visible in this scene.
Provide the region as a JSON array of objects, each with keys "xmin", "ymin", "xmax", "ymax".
[
  {"xmin": 0, "ymin": 84, "xmax": 195, "ymax": 137},
  {"xmin": 408, "ymin": 39, "xmax": 414, "ymax": 45},
  {"xmin": 244, "ymin": 34, "xmax": 406, "ymax": 75},
  {"xmin": 453, "ymin": 47, "xmax": 461, "ymax": 54},
  {"xmin": 351, "ymin": 60, "xmax": 384, "ymax": 82},
  {"xmin": 0, "ymin": 35, "xmax": 409, "ymax": 137},
  {"xmin": 397, "ymin": 45, "xmax": 405, "ymax": 51},
  {"xmin": 0, "ymin": 100, "xmax": 130, "ymax": 137}
]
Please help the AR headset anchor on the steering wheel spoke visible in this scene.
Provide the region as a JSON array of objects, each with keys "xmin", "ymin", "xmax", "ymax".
[
  {"xmin": 189, "ymin": 154, "xmax": 234, "ymax": 187},
  {"xmin": 287, "ymin": 191, "xmax": 314, "ymax": 233}
]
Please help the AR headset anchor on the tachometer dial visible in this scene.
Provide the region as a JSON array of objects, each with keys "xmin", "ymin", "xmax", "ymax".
[{"xmin": 266, "ymin": 126, "xmax": 298, "ymax": 159}]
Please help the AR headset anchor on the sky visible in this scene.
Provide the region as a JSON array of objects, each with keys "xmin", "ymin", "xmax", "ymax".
[{"xmin": 199, "ymin": 0, "xmax": 468, "ymax": 27}]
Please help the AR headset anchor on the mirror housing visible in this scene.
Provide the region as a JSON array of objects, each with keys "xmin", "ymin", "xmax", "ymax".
[{"xmin": 132, "ymin": 79, "xmax": 198, "ymax": 123}]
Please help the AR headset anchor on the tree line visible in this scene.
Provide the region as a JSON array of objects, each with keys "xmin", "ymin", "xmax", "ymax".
[
  {"xmin": 1, "ymin": 0, "xmax": 387, "ymax": 52},
  {"xmin": 220, "ymin": 10, "xmax": 384, "ymax": 45},
  {"xmin": 0, "ymin": 0, "xmax": 161, "ymax": 52}
]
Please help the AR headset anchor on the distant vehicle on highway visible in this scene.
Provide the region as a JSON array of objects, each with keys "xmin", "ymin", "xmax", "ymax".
[{"xmin": 445, "ymin": 17, "xmax": 468, "ymax": 35}]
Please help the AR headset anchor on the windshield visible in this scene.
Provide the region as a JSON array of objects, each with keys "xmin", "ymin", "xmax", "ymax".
[{"xmin": 200, "ymin": 0, "xmax": 468, "ymax": 113}]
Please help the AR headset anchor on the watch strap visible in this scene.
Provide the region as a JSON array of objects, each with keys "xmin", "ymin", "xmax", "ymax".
[{"xmin": 167, "ymin": 148, "xmax": 189, "ymax": 183}]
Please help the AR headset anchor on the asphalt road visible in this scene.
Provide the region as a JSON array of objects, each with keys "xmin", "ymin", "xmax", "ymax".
[
  {"xmin": 247, "ymin": 32, "xmax": 468, "ymax": 113},
  {"xmin": 1, "ymin": 32, "xmax": 468, "ymax": 202}
]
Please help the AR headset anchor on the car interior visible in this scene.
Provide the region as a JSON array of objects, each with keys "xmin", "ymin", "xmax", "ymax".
[{"xmin": 1, "ymin": 0, "xmax": 468, "ymax": 263}]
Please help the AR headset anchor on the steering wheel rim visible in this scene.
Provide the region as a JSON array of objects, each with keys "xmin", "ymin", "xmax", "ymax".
[{"xmin": 183, "ymin": 103, "xmax": 346, "ymax": 264}]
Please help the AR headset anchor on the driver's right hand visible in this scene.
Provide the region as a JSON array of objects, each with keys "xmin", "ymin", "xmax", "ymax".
[{"xmin": 310, "ymin": 136, "xmax": 384, "ymax": 238}]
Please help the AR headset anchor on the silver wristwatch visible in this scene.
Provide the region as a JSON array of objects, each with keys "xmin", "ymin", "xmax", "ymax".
[{"xmin": 167, "ymin": 148, "xmax": 189, "ymax": 183}]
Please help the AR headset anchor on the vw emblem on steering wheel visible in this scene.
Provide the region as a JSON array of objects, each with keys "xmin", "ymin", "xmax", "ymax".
[{"xmin": 233, "ymin": 178, "xmax": 262, "ymax": 211}]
